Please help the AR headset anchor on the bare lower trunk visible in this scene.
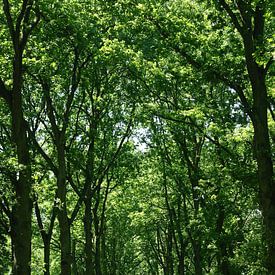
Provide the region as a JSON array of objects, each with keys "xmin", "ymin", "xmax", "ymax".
[
  {"xmin": 95, "ymin": 236, "xmax": 102, "ymax": 275},
  {"xmin": 72, "ymin": 239, "xmax": 78, "ymax": 275},
  {"xmin": 57, "ymin": 145, "xmax": 71, "ymax": 275},
  {"xmin": 11, "ymin": 51, "xmax": 32, "ymax": 275},
  {"xmin": 58, "ymin": 194, "xmax": 71, "ymax": 275},
  {"xmin": 11, "ymin": 186, "xmax": 32, "ymax": 275},
  {"xmin": 43, "ymin": 238, "xmax": 51, "ymax": 275},
  {"xmin": 84, "ymin": 193, "xmax": 94, "ymax": 275},
  {"xmin": 177, "ymin": 241, "xmax": 185, "ymax": 275}
]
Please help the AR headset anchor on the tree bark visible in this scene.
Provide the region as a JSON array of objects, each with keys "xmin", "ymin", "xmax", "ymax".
[
  {"xmin": 57, "ymin": 143, "xmax": 72, "ymax": 275},
  {"xmin": 93, "ymin": 186, "xmax": 102, "ymax": 275},
  {"xmin": 43, "ymin": 238, "xmax": 51, "ymax": 275},
  {"xmin": 213, "ymin": 1, "xmax": 275, "ymax": 272},
  {"xmin": 242, "ymin": 22, "xmax": 275, "ymax": 273},
  {"xmin": 249, "ymin": 65, "xmax": 275, "ymax": 273},
  {"xmin": 84, "ymin": 189, "xmax": 94, "ymax": 275},
  {"xmin": 94, "ymin": 235, "xmax": 102, "ymax": 275},
  {"xmin": 84, "ymin": 118, "xmax": 97, "ymax": 275},
  {"xmin": 1, "ymin": 1, "xmax": 40, "ymax": 273},
  {"xmin": 72, "ymin": 239, "xmax": 78, "ymax": 275},
  {"xmin": 10, "ymin": 40, "xmax": 32, "ymax": 275}
]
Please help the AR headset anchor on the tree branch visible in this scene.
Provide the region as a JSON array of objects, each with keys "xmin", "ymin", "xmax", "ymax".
[
  {"xmin": 0, "ymin": 78, "xmax": 12, "ymax": 108},
  {"xmin": 16, "ymin": 0, "xmax": 30, "ymax": 36},
  {"xmin": 218, "ymin": 0, "xmax": 244, "ymax": 34},
  {"xmin": 27, "ymin": 125, "xmax": 59, "ymax": 176},
  {"xmin": 2, "ymin": 0, "xmax": 15, "ymax": 45},
  {"xmin": 151, "ymin": 16, "xmax": 254, "ymax": 120},
  {"xmin": 264, "ymin": 57, "xmax": 274, "ymax": 75},
  {"xmin": 21, "ymin": 7, "xmax": 41, "ymax": 49},
  {"xmin": 0, "ymin": 196, "xmax": 11, "ymax": 220}
]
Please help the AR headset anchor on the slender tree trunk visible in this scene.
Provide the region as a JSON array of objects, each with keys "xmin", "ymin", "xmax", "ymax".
[
  {"xmin": 163, "ymin": 183, "xmax": 174, "ymax": 275},
  {"xmin": 178, "ymin": 241, "xmax": 185, "ymax": 275},
  {"xmin": 193, "ymin": 242, "xmax": 202, "ymax": 275},
  {"xmin": 10, "ymin": 49, "xmax": 32, "ymax": 275},
  {"xmin": 166, "ymin": 224, "xmax": 174, "ymax": 275},
  {"xmin": 84, "ymin": 191, "xmax": 94, "ymax": 275},
  {"xmin": 57, "ymin": 144, "xmax": 71, "ymax": 275},
  {"xmin": 101, "ymin": 228, "xmax": 107, "ymax": 275},
  {"xmin": 93, "ymin": 188, "xmax": 102, "ymax": 275},
  {"xmin": 0, "ymin": 1, "xmax": 39, "ymax": 272},
  {"xmin": 178, "ymin": 135, "xmax": 203, "ymax": 275},
  {"xmin": 72, "ymin": 239, "xmax": 78, "ymax": 275},
  {"xmin": 84, "ymin": 124, "xmax": 97, "ymax": 275},
  {"xmin": 11, "ymin": 168, "xmax": 32, "ymax": 275},
  {"xmin": 95, "ymin": 236, "xmax": 102, "ymax": 275},
  {"xmin": 216, "ymin": 207, "xmax": 230, "ymax": 275},
  {"xmin": 174, "ymin": 204, "xmax": 186, "ymax": 275},
  {"xmin": 43, "ymin": 238, "xmax": 51, "ymax": 275},
  {"xmin": 98, "ymin": 178, "xmax": 109, "ymax": 275},
  {"xmin": 191, "ymin": 177, "xmax": 202, "ymax": 275}
]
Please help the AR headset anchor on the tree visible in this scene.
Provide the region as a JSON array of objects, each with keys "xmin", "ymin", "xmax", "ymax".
[{"xmin": 0, "ymin": 1, "xmax": 40, "ymax": 273}]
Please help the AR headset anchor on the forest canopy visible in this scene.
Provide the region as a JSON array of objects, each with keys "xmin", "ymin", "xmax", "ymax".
[{"xmin": 0, "ymin": 0, "xmax": 274, "ymax": 274}]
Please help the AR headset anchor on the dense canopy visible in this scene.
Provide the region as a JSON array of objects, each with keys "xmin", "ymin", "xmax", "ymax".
[{"xmin": 0, "ymin": 0, "xmax": 274, "ymax": 274}]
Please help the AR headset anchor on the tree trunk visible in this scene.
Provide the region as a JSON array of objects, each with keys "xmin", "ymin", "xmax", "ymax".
[
  {"xmin": 174, "ymin": 204, "xmax": 186, "ymax": 275},
  {"xmin": 11, "ymin": 169, "xmax": 32, "ymax": 275},
  {"xmin": 10, "ymin": 49, "xmax": 32, "ymax": 275},
  {"xmin": 84, "ymin": 192, "xmax": 94, "ymax": 275},
  {"xmin": 93, "ymin": 189, "xmax": 102, "ymax": 275},
  {"xmin": 43, "ymin": 238, "xmax": 51, "ymax": 275},
  {"xmin": 178, "ymin": 241, "xmax": 185, "ymax": 275},
  {"xmin": 101, "ymin": 228, "xmax": 107, "ymax": 275},
  {"xmin": 72, "ymin": 239, "xmax": 78, "ymax": 275},
  {"xmin": 84, "ymin": 127, "xmax": 96, "ymax": 275},
  {"xmin": 216, "ymin": 206, "xmax": 230, "ymax": 275},
  {"xmin": 193, "ymin": 242, "xmax": 202, "ymax": 275},
  {"xmin": 166, "ymin": 224, "xmax": 174, "ymax": 275},
  {"xmin": 0, "ymin": 2, "xmax": 39, "ymax": 272},
  {"xmin": 57, "ymin": 144, "xmax": 71, "ymax": 275},
  {"xmin": 191, "ymin": 176, "xmax": 202, "ymax": 275},
  {"xmin": 95, "ymin": 236, "xmax": 102, "ymax": 275},
  {"xmin": 242, "ymin": 28, "xmax": 275, "ymax": 272},
  {"xmin": 251, "ymin": 72, "xmax": 275, "ymax": 273}
]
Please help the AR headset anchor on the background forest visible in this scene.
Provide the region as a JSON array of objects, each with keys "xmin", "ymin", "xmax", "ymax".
[{"xmin": 0, "ymin": 0, "xmax": 274, "ymax": 274}]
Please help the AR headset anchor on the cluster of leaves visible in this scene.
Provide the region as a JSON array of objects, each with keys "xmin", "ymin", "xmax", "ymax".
[{"xmin": 0, "ymin": 0, "xmax": 274, "ymax": 274}]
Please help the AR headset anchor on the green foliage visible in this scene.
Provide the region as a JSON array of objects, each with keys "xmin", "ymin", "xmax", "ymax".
[{"xmin": 0, "ymin": 0, "xmax": 273, "ymax": 273}]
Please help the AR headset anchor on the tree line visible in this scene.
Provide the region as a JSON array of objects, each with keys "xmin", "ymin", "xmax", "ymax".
[{"xmin": 0, "ymin": 0, "xmax": 274, "ymax": 274}]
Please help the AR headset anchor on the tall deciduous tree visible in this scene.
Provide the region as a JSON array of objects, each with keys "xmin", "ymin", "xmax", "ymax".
[{"xmin": 0, "ymin": 1, "xmax": 40, "ymax": 273}]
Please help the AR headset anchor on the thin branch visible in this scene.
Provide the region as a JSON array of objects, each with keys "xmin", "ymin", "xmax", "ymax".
[
  {"xmin": 0, "ymin": 78, "xmax": 12, "ymax": 108},
  {"xmin": 98, "ymin": 108, "xmax": 135, "ymax": 182},
  {"xmin": 48, "ymin": 203, "xmax": 57, "ymax": 239},
  {"xmin": 69, "ymin": 196, "xmax": 82, "ymax": 225},
  {"xmin": 2, "ymin": 0, "xmax": 15, "ymax": 44},
  {"xmin": 42, "ymin": 81, "xmax": 60, "ymax": 141},
  {"xmin": 0, "ymin": 196, "xmax": 11, "ymax": 219},
  {"xmin": 67, "ymin": 174, "xmax": 81, "ymax": 197},
  {"xmin": 61, "ymin": 48, "xmax": 80, "ymax": 135},
  {"xmin": 15, "ymin": 0, "xmax": 30, "ymax": 36},
  {"xmin": 151, "ymin": 16, "xmax": 254, "ymax": 120},
  {"xmin": 218, "ymin": 0, "xmax": 244, "ymax": 34},
  {"xmin": 253, "ymin": 1, "xmax": 265, "ymax": 41},
  {"xmin": 27, "ymin": 125, "xmax": 58, "ymax": 176},
  {"xmin": 156, "ymin": 111, "xmax": 233, "ymax": 155},
  {"xmin": 264, "ymin": 57, "xmax": 274, "ymax": 75},
  {"xmin": 34, "ymin": 200, "xmax": 45, "ymax": 237},
  {"xmin": 21, "ymin": 7, "xmax": 41, "ymax": 49}
]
